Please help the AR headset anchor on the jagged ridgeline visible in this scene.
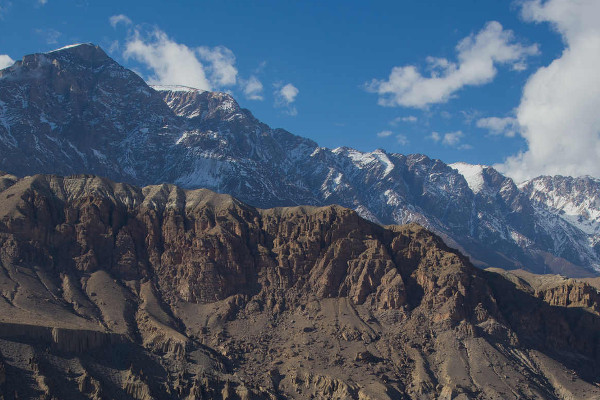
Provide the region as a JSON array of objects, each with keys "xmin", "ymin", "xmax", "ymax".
[
  {"xmin": 0, "ymin": 173, "xmax": 598, "ymax": 399},
  {"xmin": 2, "ymin": 44, "xmax": 600, "ymax": 278}
]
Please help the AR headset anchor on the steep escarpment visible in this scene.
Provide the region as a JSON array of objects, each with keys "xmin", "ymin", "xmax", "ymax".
[
  {"xmin": 0, "ymin": 173, "xmax": 598, "ymax": 399},
  {"xmin": 488, "ymin": 268, "xmax": 600, "ymax": 314}
]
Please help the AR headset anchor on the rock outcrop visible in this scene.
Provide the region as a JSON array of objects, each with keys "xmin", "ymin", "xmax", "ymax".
[
  {"xmin": 488, "ymin": 268, "xmax": 600, "ymax": 314},
  {"xmin": 0, "ymin": 173, "xmax": 598, "ymax": 399}
]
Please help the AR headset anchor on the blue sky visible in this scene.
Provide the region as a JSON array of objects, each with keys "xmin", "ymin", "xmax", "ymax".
[{"xmin": 1, "ymin": 0, "xmax": 598, "ymax": 181}]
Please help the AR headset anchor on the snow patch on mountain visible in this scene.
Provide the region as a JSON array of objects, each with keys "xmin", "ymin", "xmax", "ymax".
[
  {"xmin": 46, "ymin": 43, "xmax": 92, "ymax": 53},
  {"xmin": 520, "ymin": 176, "xmax": 600, "ymax": 236},
  {"xmin": 150, "ymin": 85, "xmax": 205, "ymax": 93},
  {"xmin": 450, "ymin": 162, "xmax": 486, "ymax": 194},
  {"xmin": 338, "ymin": 148, "xmax": 395, "ymax": 176}
]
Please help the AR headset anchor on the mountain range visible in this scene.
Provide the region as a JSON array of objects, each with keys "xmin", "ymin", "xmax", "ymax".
[{"xmin": 1, "ymin": 43, "xmax": 600, "ymax": 277}]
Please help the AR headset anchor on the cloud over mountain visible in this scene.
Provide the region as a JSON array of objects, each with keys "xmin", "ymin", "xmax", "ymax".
[
  {"xmin": 499, "ymin": 0, "xmax": 600, "ymax": 181},
  {"xmin": 0, "ymin": 54, "xmax": 13, "ymax": 69},
  {"xmin": 123, "ymin": 28, "xmax": 214, "ymax": 90},
  {"xmin": 240, "ymin": 75, "xmax": 264, "ymax": 100},
  {"xmin": 366, "ymin": 21, "xmax": 538, "ymax": 108},
  {"xmin": 477, "ymin": 116, "xmax": 518, "ymax": 137},
  {"xmin": 109, "ymin": 14, "xmax": 132, "ymax": 28},
  {"xmin": 274, "ymin": 82, "xmax": 299, "ymax": 115}
]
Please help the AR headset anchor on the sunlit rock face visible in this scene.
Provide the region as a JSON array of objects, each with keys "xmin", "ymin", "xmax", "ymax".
[{"xmin": 0, "ymin": 172, "xmax": 598, "ymax": 398}]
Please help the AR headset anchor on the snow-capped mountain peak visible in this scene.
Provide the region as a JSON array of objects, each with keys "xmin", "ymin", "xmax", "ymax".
[
  {"xmin": 46, "ymin": 43, "xmax": 96, "ymax": 53},
  {"xmin": 150, "ymin": 84, "xmax": 206, "ymax": 93},
  {"xmin": 520, "ymin": 175, "xmax": 600, "ymax": 236},
  {"xmin": 1, "ymin": 44, "xmax": 599, "ymax": 277}
]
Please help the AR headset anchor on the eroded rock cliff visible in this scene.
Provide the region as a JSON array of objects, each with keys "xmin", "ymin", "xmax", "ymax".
[{"xmin": 0, "ymin": 173, "xmax": 598, "ymax": 399}]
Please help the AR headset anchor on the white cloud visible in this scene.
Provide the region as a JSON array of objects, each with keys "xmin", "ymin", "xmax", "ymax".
[
  {"xmin": 377, "ymin": 130, "xmax": 393, "ymax": 138},
  {"xmin": 197, "ymin": 46, "xmax": 237, "ymax": 87},
  {"xmin": 121, "ymin": 26, "xmax": 239, "ymax": 91},
  {"xmin": 429, "ymin": 130, "xmax": 469, "ymax": 148},
  {"xmin": 279, "ymin": 83, "xmax": 299, "ymax": 104},
  {"xmin": 110, "ymin": 14, "xmax": 132, "ymax": 28},
  {"xmin": 366, "ymin": 21, "xmax": 539, "ymax": 108},
  {"xmin": 429, "ymin": 132, "xmax": 441, "ymax": 142},
  {"xmin": 442, "ymin": 131, "xmax": 464, "ymax": 146},
  {"xmin": 285, "ymin": 108, "xmax": 298, "ymax": 117},
  {"xmin": 108, "ymin": 40, "xmax": 120, "ymax": 54},
  {"xmin": 38, "ymin": 0, "xmax": 47, "ymax": 5},
  {"xmin": 476, "ymin": 116, "xmax": 518, "ymax": 137},
  {"xmin": 240, "ymin": 76, "xmax": 263, "ymax": 100},
  {"xmin": 274, "ymin": 83, "xmax": 299, "ymax": 115},
  {"xmin": 390, "ymin": 115, "xmax": 417, "ymax": 125},
  {"xmin": 498, "ymin": 0, "xmax": 600, "ymax": 181},
  {"xmin": 461, "ymin": 109, "xmax": 481, "ymax": 124},
  {"xmin": 396, "ymin": 134, "xmax": 409, "ymax": 145},
  {"xmin": 0, "ymin": 54, "xmax": 14, "ymax": 69},
  {"xmin": 123, "ymin": 28, "xmax": 213, "ymax": 90},
  {"xmin": 255, "ymin": 60, "xmax": 267, "ymax": 73}
]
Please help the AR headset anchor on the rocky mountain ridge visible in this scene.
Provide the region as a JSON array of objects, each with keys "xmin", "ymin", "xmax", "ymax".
[
  {"xmin": 0, "ymin": 43, "xmax": 599, "ymax": 277},
  {"xmin": 0, "ymin": 172, "xmax": 598, "ymax": 399}
]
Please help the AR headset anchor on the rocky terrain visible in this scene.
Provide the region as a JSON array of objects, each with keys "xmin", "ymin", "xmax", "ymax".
[
  {"xmin": 0, "ymin": 172, "xmax": 598, "ymax": 399},
  {"xmin": 1, "ymin": 43, "xmax": 600, "ymax": 277}
]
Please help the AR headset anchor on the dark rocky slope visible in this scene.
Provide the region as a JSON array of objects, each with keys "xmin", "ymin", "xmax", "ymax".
[{"xmin": 0, "ymin": 172, "xmax": 598, "ymax": 399}]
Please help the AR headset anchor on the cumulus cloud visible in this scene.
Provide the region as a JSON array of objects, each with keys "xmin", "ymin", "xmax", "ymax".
[
  {"xmin": 123, "ymin": 28, "xmax": 213, "ymax": 90},
  {"xmin": 429, "ymin": 130, "xmax": 471, "ymax": 149},
  {"xmin": 110, "ymin": 14, "xmax": 132, "ymax": 28},
  {"xmin": 498, "ymin": 0, "xmax": 600, "ymax": 181},
  {"xmin": 366, "ymin": 21, "xmax": 539, "ymax": 108},
  {"xmin": 476, "ymin": 116, "xmax": 518, "ymax": 137},
  {"xmin": 441, "ymin": 131, "xmax": 464, "ymax": 146},
  {"xmin": 118, "ymin": 22, "xmax": 293, "ymax": 112},
  {"xmin": 122, "ymin": 28, "xmax": 239, "ymax": 92},
  {"xmin": 0, "ymin": 54, "xmax": 14, "ymax": 69},
  {"xmin": 240, "ymin": 76, "xmax": 263, "ymax": 100},
  {"xmin": 119, "ymin": 23, "xmax": 242, "ymax": 92},
  {"xmin": 197, "ymin": 46, "xmax": 237, "ymax": 87},
  {"xmin": 377, "ymin": 130, "xmax": 393, "ymax": 138},
  {"xmin": 274, "ymin": 83, "xmax": 299, "ymax": 115},
  {"xmin": 279, "ymin": 83, "xmax": 299, "ymax": 104}
]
